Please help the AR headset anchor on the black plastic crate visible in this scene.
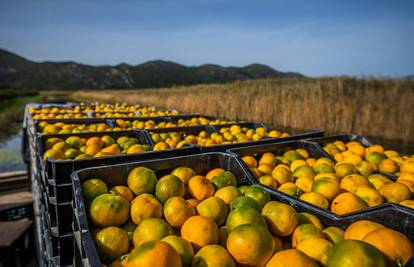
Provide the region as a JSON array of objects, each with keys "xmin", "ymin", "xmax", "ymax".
[
  {"xmin": 228, "ymin": 140, "xmax": 414, "ymax": 241},
  {"xmin": 47, "ymin": 179, "xmax": 73, "ymax": 204},
  {"xmin": 71, "ymin": 152, "xmax": 252, "ymax": 266},
  {"xmin": 37, "ymin": 129, "xmax": 198, "ymax": 185}
]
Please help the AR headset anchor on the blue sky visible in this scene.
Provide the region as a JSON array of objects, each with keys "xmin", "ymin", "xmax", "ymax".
[{"xmin": 0, "ymin": 0, "xmax": 413, "ymax": 76}]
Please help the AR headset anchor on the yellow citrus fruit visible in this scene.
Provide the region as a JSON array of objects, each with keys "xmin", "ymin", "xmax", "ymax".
[
  {"xmin": 312, "ymin": 178, "xmax": 340, "ymax": 201},
  {"xmin": 262, "ymin": 201, "xmax": 299, "ymax": 236},
  {"xmin": 379, "ymin": 182, "xmax": 411, "ymax": 203},
  {"xmin": 186, "ymin": 198, "xmax": 200, "ymax": 208},
  {"xmin": 306, "ymin": 158, "xmax": 317, "ymax": 167},
  {"xmin": 243, "ymin": 185, "xmax": 270, "ymax": 207},
  {"xmin": 257, "ymin": 164, "xmax": 274, "ymax": 175},
  {"xmin": 378, "ymin": 159, "xmax": 399, "ymax": 174},
  {"xmin": 181, "ymin": 215, "xmax": 219, "ymax": 250},
  {"xmin": 363, "ymin": 227, "xmax": 414, "ymax": 265},
  {"xmin": 367, "ymin": 174, "xmax": 393, "ymax": 191},
  {"xmin": 326, "ymin": 239, "xmax": 388, "ymax": 267},
  {"xmin": 295, "ymin": 177, "xmax": 313, "ymax": 193},
  {"xmin": 227, "ymin": 223, "xmax": 274, "ymax": 267},
  {"xmin": 354, "ymin": 186, "xmax": 384, "ymax": 207},
  {"xmin": 290, "ymin": 160, "xmax": 308, "ymax": 172},
  {"xmin": 322, "ymin": 227, "xmax": 344, "ymax": 244},
  {"xmin": 242, "ymin": 156, "xmax": 258, "ymax": 168},
  {"xmin": 259, "ymin": 175, "xmax": 278, "ymax": 188},
  {"xmin": 340, "ymin": 174, "xmax": 372, "ymax": 193},
  {"xmin": 356, "ymin": 161, "xmax": 374, "ymax": 177},
  {"xmin": 265, "ymin": 249, "xmax": 319, "ymax": 267},
  {"xmin": 90, "ymin": 193, "xmax": 130, "ymax": 227},
  {"xmin": 126, "ymin": 144, "xmax": 146, "ymax": 154},
  {"xmin": 400, "ymin": 160, "xmax": 414, "ymax": 173},
  {"xmin": 43, "ymin": 149, "xmax": 66, "ymax": 160},
  {"xmin": 226, "ymin": 207, "xmax": 267, "ymax": 233},
  {"xmin": 164, "ymin": 196, "xmax": 196, "ymax": 228},
  {"xmin": 400, "ymin": 199, "xmax": 414, "ymax": 209},
  {"xmin": 335, "ymin": 163, "xmax": 358, "ymax": 178},
  {"xmin": 155, "ymin": 174, "xmax": 185, "ymax": 204},
  {"xmin": 86, "ymin": 136, "xmax": 103, "ymax": 147},
  {"xmin": 331, "ymin": 193, "xmax": 368, "ymax": 215},
  {"xmin": 82, "ymin": 178, "xmax": 108, "ymax": 204},
  {"xmin": 292, "ymin": 223, "xmax": 324, "ymax": 248},
  {"xmin": 192, "ymin": 244, "xmax": 236, "ymax": 267},
  {"xmin": 196, "ymin": 196, "xmax": 228, "ymax": 226},
  {"xmin": 300, "ymin": 192, "xmax": 329, "ymax": 209},
  {"xmin": 298, "ymin": 212, "xmax": 324, "ymax": 230},
  {"xmin": 171, "ymin": 167, "xmax": 196, "ymax": 184},
  {"xmin": 130, "ymin": 194, "xmax": 163, "ymax": 225},
  {"xmin": 260, "ymin": 152, "xmax": 276, "ymax": 166},
  {"xmin": 278, "ymin": 182, "xmax": 300, "ymax": 196},
  {"xmin": 344, "ymin": 220, "xmax": 385, "ymax": 241},
  {"xmin": 229, "ymin": 196, "xmax": 261, "ymax": 212},
  {"xmin": 214, "ymin": 186, "xmax": 241, "ymax": 204},
  {"xmin": 314, "ymin": 173, "xmax": 340, "ymax": 182},
  {"xmin": 293, "ymin": 166, "xmax": 316, "ymax": 180},
  {"xmin": 297, "ymin": 148, "xmax": 310, "ymax": 159},
  {"xmin": 271, "ymin": 165, "xmax": 293, "ymax": 185},
  {"xmin": 398, "ymin": 172, "xmax": 414, "ymax": 183},
  {"xmin": 161, "ymin": 236, "xmax": 194, "ymax": 266},
  {"xmin": 127, "ymin": 240, "xmax": 181, "ymax": 267},
  {"xmin": 206, "ymin": 168, "xmax": 225, "ymax": 180},
  {"xmin": 297, "ymin": 237, "xmax": 333, "ymax": 266},
  {"xmin": 110, "ymin": 185, "xmax": 134, "ymax": 202},
  {"xmin": 153, "ymin": 141, "xmax": 170, "ymax": 151},
  {"xmin": 397, "ymin": 179, "xmax": 414, "ymax": 193},
  {"xmin": 272, "ymin": 235, "xmax": 284, "ymax": 253},
  {"xmin": 132, "ymin": 218, "xmax": 173, "ymax": 247},
  {"xmin": 188, "ymin": 175, "xmax": 215, "ymax": 201},
  {"xmin": 95, "ymin": 227, "xmax": 129, "ymax": 262},
  {"xmin": 101, "ymin": 144, "xmax": 121, "ymax": 155},
  {"xmin": 127, "ymin": 167, "xmax": 157, "ymax": 195}
]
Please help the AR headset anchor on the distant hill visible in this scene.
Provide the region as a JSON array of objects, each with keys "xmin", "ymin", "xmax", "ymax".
[{"xmin": 0, "ymin": 48, "xmax": 303, "ymax": 90}]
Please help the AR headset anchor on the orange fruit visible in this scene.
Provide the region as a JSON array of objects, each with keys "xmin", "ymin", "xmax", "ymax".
[
  {"xmin": 340, "ymin": 174, "xmax": 372, "ymax": 193},
  {"xmin": 206, "ymin": 168, "xmax": 225, "ymax": 180},
  {"xmin": 265, "ymin": 249, "xmax": 318, "ymax": 267},
  {"xmin": 261, "ymin": 201, "xmax": 299, "ymax": 237},
  {"xmin": 110, "ymin": 185, "xmax": 134, "ymax": 202},
  {"xmin": 243, "ymin": 185, "xmax": 271, "ymax": 207},
  {"xmin": 155, "ymin": 174, "xmax": 185, "ymax": 203},
  {"xmin": 127, "ymin": 167, "xmax": 157, "ymax": 195},
  {"xmin": 130, "ymin": 194, "xmax": 163, "ymax": 225},
  {"xmin": 229, "ymin": 196, "xmax": 260, "ymax": 212},
  {"xmin": 181, "ymin": 215, "xmax": 219, "ymax": 250},
  {"xmin": 242, "ymin": 156, "xmax": 258, "ymax": 168},
  {"xmin": 43, "ymin": 149, "xmax": 65, "ymax": 160},
  {"xmin": 211, "ymin": 171, "xmax": 237, "ymax": 189},
  {"xmin": 363, "ymin": 227, "xmax": 414, "ymax": 265},
  {"xmin": 95, "ymin": 227, "xmax": 129, "ymax": 262},
  {"xmin": 214, "ymin": 186, "xmax": 241, "ymax": 204},
  {"xmin": 226, "ymin": 207, "xmax": 267, "ymax": 233},
  {"xmin": 82, "ymin": 179, "xmax": 108, "ymax": 204},
  {"xmin": 171, "ymin": 167, "xmax": 196, "ymax": 184},
  {"xmin": 132, "ymin": 218, "xmax": 173, "ymax": 247},
  {"xmin": 311, "ymin": 178, "xmax": 340, "ymax": 201},
  {"xmin": 192, "ymin": 245, "xmax": 236, "ymax": 267},
  {"xmin": 196, "ymin": 196, "xmax": 228, "ymax": 225},
  {"xmin": 322, "ymin": 227, "xmax": 344, "ymax": 244},
  {"xmin": 86, "ymin": 136, "xmax": 103, "ymax": 147},
  {"xmin": 164, "ymin": 196, "xmax": 195, "ymax": 228},
  {"xmin": 127, "ymin": 240, "xmax": 181, "ymax": 267},
  {"xmin": 161, "ymin": 236, "xmax": 194, "ymax": 267},
  {"xmin": 378, "ymin": 159, "xmax": 399, "ymax": 174},
  {"xmin": 331, "ymin": 193, "xmax": 368, "ymax": 215},
  {"xmin": 300, "ymin": 192, "xmax": 329, "ymax": 209},
  {"xmin": 379, "ymin": 182, "xmax": 411, "ymax": 203},
  {"xmin": 296, "ymin": 237, "xmax": 334, "ymax": 266},
  {"xmin": 295, "ymin": 177, "xmax": 313, "ymax": 193},
  {"xmin": 227, "ymin": 223, "xmax": 274, "ymax": 267},
  {"xmin": 188, "ymin": 175, "xmax": 215, "ymax": 201},
  {"xmin": 354, "ymin": 186, "xmax": 384, "ymax": 207},
  {"xmin": 90, "ymin": 193, "xmax": 130, "ymax": 227},
  {"xmin": 271, "ymin": 165, "xmax": 293, "ymax": 185},
  {"xmin": 186, "ymin": 198, "xmax": 200, "ymax": 208},
  {"xmin": 259, "ymin": 175, "xmax": 278, "ymax": 188},
  {"xmin": 326, "ymin": 239, "xmax": 387, "ymax": 267},
  {"xmin": 344, "ymin": 220, "xmax": 385, "ymax": 241},
  {"xmin": 298, "ymin": 212, "xmax": 324, "ymax": 230},
  {"xmin": 291, "ymin": 224, "xmax": 324, "ymax": 248}
]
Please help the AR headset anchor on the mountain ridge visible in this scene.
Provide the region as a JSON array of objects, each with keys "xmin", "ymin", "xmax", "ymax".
[{"xmin": 0, "ymin": 48, "xmax": 303, "ymax": 90}]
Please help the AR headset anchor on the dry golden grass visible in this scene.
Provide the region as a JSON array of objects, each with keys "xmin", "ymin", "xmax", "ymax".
[{"xmin": 71, "ymin": 77, "xmax": 414, "ymax": 151}]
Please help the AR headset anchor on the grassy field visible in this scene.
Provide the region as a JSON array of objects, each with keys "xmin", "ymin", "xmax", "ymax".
[{"xmin": 71, "ymin": 77, "xmax": 414, "ymax": 152}]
